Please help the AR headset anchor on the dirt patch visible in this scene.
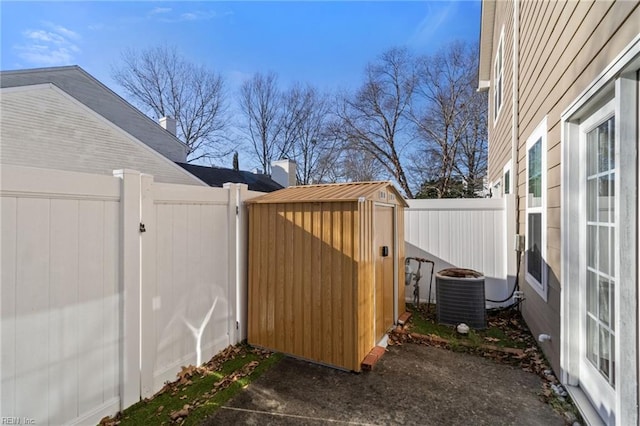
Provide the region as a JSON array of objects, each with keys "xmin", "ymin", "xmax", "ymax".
[{"xmin": 202, "ymin": 344, "xmax": 565, "ymax": 426}]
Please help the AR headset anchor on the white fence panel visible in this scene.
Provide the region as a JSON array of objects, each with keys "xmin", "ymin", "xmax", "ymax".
[
  {"xmin": 1, "ymin": 166, "xmax": 268, "ymax": 422},
  {"xmin": 404, "ymin": 198, "xmax": 512, "ymax": 307},
  {"xmin": 141, "ymin": 180, "xmax": 235, "ymax": 395},
  {"xmin": 1, "ymin": 165, "xmax": 121, "ymax": 425}
]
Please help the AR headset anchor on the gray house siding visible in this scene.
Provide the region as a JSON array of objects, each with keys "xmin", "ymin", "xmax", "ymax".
[
  {"xmin": 486, "ymin": 0, "xmax": 515, "ymax": 188},
  {"xmin": 0, "ymin": 66, "xmax": 189, "ymax": 163},
  {"xmin": 517, "ymin": 0, "xmax": 639, "ymax": 378},
  {"xmin": 481, "ymin": 0, "xmax": 640, "ymax": 398},
  {"xmin": 0, "ymin": 84, "xmax": 203, "ymax": 186}
]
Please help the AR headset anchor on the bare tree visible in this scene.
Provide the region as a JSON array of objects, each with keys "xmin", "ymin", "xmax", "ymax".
[
  {"xmin": 454, "ymin": 86, "xmax": 488, "ymax": 196},
  {"xmin": 334, "ymin": 47, "xmax": 416, "ymax": 197},
  {"xmin": 112, "ymin": 45, "xmax": 229, "ymax": 162},
  {"xmin": 411, "ymin": 41, "xmax": 486, "ymax": 198},
  {"xmin": 339, "ymin": 145, "xmax": 385, "ymax": 182},
  {"xmin": 238, "ymin": 72, "xmax": 284, "ymax": 174},
  {"xmin": 284, "ymin": 85, "xmax": 337, "ymax": 184}
]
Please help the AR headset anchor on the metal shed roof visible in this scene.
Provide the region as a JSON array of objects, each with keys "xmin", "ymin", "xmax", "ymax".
[{"xmin": 246, "ymin": 181, "xmax": 408, "ymax": 207}]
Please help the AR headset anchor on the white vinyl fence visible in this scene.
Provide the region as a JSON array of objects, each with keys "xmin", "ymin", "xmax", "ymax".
[
  {"xmin": 0, "ymin": 165, "xmax": 259, "ymax": 425},
  {"xmin": 404, "ymin": 197, "xmax": 517, "ymax": 308}
]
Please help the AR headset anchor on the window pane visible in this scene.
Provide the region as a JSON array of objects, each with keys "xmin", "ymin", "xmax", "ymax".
[
  {"xmin": 587, "ymin": 316, "xmax": 598, "ymax": 366},
  {"xmin": 587, "ymin": 178, "xmax": 597, "ymax": 222},
  {"xmin": 599, "ymin": 226, "xmax": 610, "ymax": 276},
  {"xmin": 609, "ymin": 117, "xmax": 615, "ymax": 169},
  {"xmin": 610, "ymin": 172, "xmax": 615, "ymax": 219},
  {"xmin": 504, "ymin": 170, "xmax": 510, "ymax": 194},
  {"xmin": 528, "ymin": 212, "xmax": 542, "ymax": 283},
  {"xmin": 598, "ymin": 176, "xmax": 610, "ymax": 222},
  {"xmin": 587, "ymin": 225, "xmax": 596, "ymax": 269},
  {"xmin": 598, "ymin": 278, "xmax": 609, "ymax": 326},
  {"xmin": 528, "ymin": 139, "xmax": 542, "ymax": 208},
  {"xmin": 587, "ymin": 271, "xmax": 597, "ymax": 314},
  {"xmin": 598, "ymin": 122, "xmax": 610, "ymax": 173},
  {"xmin": 599, "ymin": 327, "xmax": 611, "ymax": 380},
  {"xmin": 611, "ymin": 333, "xmax": 616, "ymax": 387},
  {"xmin": 610, "ymin": 229, "xmax": 615, "ymax": 283},
  {"xmin": 610, "ymin": 279, "xmax": 615, "ymax": 332},
  {"xmin": 587, "ymin": 127, "xmax": 598, "ymax": 176}
]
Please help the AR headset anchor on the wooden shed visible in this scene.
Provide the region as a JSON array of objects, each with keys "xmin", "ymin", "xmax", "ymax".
[{"xmin": 246, "ymin": 181, "xmax": 408, "ymax": 371}]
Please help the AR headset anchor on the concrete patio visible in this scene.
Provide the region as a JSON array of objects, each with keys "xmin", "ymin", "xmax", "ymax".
[{"xmin": 202, "ymin": 343, "xmax": 565, "ymax": 425}]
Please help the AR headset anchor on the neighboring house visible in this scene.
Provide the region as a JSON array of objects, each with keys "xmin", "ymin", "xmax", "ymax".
[
  {"xmin": 0, "ymin": 83, "xmax": 203, "ymax": 185},
  {"xmin": 1, "ymin": 66, "xmax": 188, "ymax": 163},
  {"xmin": 0, "ymin": 66, "xmax": 203, "ymax": 185},
  {"xmin": 479, "ymin": 1, "xmax": 639, "ymax": 424},
  {"xmin": 177, "ymin": 158, "xmax": 297, "ymax": 192},
  {"xmin": 177, "ymin": 162, "xmax": 283, "ymax": 192}
]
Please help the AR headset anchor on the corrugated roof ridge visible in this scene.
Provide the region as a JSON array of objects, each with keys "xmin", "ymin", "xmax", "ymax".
[
  {"xmin": 246, "ymin": 180, "xmax": 405, "ymax": 205},
  {"xmin": 289, "ymin": 181, "xmax": 390, "ymax": 188}
]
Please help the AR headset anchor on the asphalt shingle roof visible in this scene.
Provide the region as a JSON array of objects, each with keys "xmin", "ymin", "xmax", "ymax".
[{"xmin": 176, "ymin": 162, "xmax": 283, "ymax": 193}]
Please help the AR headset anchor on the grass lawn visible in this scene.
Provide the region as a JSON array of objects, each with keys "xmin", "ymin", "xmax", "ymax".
[
  {"xmin": 100, "ymin": 345, "xmax": 282, "ymax": 426},
  {"xmin": 405, "ymin": 302, "xmax": 530, "ymax": 350}
]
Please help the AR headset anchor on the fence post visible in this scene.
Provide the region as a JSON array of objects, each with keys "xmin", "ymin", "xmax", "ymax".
[
  {"xmin": 223, "ymin": 183, "xmax": 250, "ymax": 344},
  {"xmin": 223, "ymin": 183, "xmax": 239, "ymax": 344},
  {"xmin": 236, "ymin": 184, "xmax": 249, "ymax": 342},
  {"xmin": 113, "ymin": 169, "xmax": 142, "ymax": 409},
  {"xmin": 139, "ymin": 174, "xmax": 155, "ymax": 398}
]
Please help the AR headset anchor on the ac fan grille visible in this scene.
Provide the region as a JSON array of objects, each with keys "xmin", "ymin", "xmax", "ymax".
[{"xmin": 436, "ymin": 274, "xmax": 486, "ymax": 329}]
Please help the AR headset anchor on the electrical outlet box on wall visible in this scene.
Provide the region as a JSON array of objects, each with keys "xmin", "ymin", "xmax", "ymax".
[{"xmin": 514, "ymin": 234, "xmax": 525, "ymax": 252}]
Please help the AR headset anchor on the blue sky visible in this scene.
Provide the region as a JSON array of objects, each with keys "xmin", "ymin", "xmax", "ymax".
[{"xmin": 1, "ymin": 1, "xmax": 481, "ymax": 93}]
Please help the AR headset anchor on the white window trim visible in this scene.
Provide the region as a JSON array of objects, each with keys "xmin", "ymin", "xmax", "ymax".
[
  {"xmin": 525, "ymin": 116, "xmax": 547, "ymax": 301},
  {"xmin": 560, "ymin": 34, "xmax": 640, "ymax": 426},
  {"xmin": 490, "ymin": 180, "xmax": 501, "ymax": 199},
  {"xmin": 493, "ymin": 27, "xmax": 505, "ymax": 124},
  {"xmin": 577, "ymin": 99, "xmax": 617, "ymax": 418},
  {"xmin": 502, "ymin": 162, "xmax": 512, "ymax": 195}
]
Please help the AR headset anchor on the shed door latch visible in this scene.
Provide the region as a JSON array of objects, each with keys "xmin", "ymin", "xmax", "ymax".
[
  {"xmin": 381, "ymin": 246, "xmax": 389, "ymax": 257},
  {"xmin": 139, "ymin": 222, "xmax": 146, "ymax": 233}
]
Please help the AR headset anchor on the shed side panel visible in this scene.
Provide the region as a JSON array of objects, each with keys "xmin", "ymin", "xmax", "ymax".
[
  {"xmin": 247, "ymin": 205, "xmax": 262, "ymax": 344},
  {"xmin": 321, "ymin": 208, "xmax": 334, "ymax": 364},
  {"xmin": 331, "ymin": 208, "xmax": 343, "ymax": 365},
  {"xmin": 248, "ymin": 202, "xmax": 360, "ymax": 370},
  {"xmin": 397, "ymin": 206, "xmax": 406, "ymax": 316},
  {"xmin": 275, "ymin": 203, "xmax": 286, "ymax": 351},
  {"xmin": 356, "ymin": 201, "xmax": 375, "ymax": 366},
  {"xmin": 302, "ymin": 203, "xmax": 313, "ymax": 359},
  {"xmin": 267, "ymin": 204, "xmax": 277, "ymax": 347},
  {"xmin": 341, "ymin": 205, "xmax": 356, "ymax": 369},
  {"xmin": 290, "ymin": 206, "xmax": 303, "ymax": 357},
  {"xmin": 311, "ymin": 204, "xmax": 323, "ymax": 361}
]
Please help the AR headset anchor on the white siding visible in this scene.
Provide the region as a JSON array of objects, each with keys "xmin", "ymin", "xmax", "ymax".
[{"xmin": 0, "ymin": 85, "xmax": 203, "ymax": 186}]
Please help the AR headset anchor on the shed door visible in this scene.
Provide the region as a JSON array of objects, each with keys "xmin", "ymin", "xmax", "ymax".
[{"xmin": 374, "ymin": 204, "xmax": 395, "ymax": 342}]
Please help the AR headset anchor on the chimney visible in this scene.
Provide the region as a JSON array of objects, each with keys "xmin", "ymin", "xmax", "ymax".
[
  {"xmin": 159, "ymin": 116, "xmax": 177, "ymax": 136},
  {"xmin": 271, "ymin": 159, "xmax": 297, "ymax": 188}
]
